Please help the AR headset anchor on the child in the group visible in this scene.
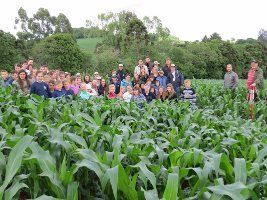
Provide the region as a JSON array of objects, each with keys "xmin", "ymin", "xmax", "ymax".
[
  {"xmin": 43, "ymin": 75, "xmax": 51, "ymax": 85},
  {"xmin": 123, "ymin": 85, "xmax": 133, "ymax": 103},
  {"xmin": 52, "ymin": 81, "xmax": 66, "ymax": 98},
  {"xmin": 1, "ymin": 70, "xmax": 11, "ymax": 88},
  {"xmin": 120, "ymin": 74, "xmax": 132, "ymax": 90},
  {"xmin": 107, "ymin": 84, "xmax": 117, "ymax": 99},
  {"xmin": 48, "ymin": 80, "xmax": 55, "ymax": 95},
  {"xmin": 9, "ymin": 70, "xmax": 18, "ymax": 85},
  {"xmin": 131, "ymin": 86, "xmax": 146, "ymax": 107},
  {"xmin": 149, "ymin": 86, "xmax": 157, "ymax": 100},
  {"xmin": 116, "ymin": 86, "xmax": 125, "ymax": 100},
  {"xmin": 63, "ymin": 80, "xmax": 75, "ymax": 96},
  {"xmin": 70, "ymin": 76, "xmax": 79, "ymax": 95},
  {"xmin": 78, "ymin": 83, "xmax": 90, "ymax": 100},
  {"xmin": 143, "ymin": 84, "xmax": 154, "ymax": 103},
  {"xmin": 181, "ymin": 79, "xmax": 197, "ymax": 105},
  {"xmin": 165, "ymin": 83, "xmax": 177, "ymax": 100},
  {"xmin": 156, "ymin": 86, "xmax": 165, "ymax": 101},
  {"xmin": 30, "ymin": 71, "xmax": 50, "ymax": 98}
]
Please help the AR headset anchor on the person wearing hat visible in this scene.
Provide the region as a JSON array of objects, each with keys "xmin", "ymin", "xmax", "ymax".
[
  {"xmin": 246, "ymin": 60, "xmax": 264, "ymax": 100},
  {"xmin": 156, "ymin": 69, "xmax": 167, "ymax": 89},
  {"xmin": 166, "ymin": 64, "xmax": 184, "ymax": 95},
  {"xmin": 163, "ymin": 57, "xmax": 172, "ymax": 76},
  {"xmin": 116, "ymin": 64, "xmax": 126, "ymax": 82},
  {"xmin": 110, "ymin": 74, "xmax": 121, "ymax": 94}
]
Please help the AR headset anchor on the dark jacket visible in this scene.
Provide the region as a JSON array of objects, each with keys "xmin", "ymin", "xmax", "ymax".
[
  {"xmin": 143, "ymin": 92, "xmax": 155, "ymax": 103},
  {"xmin": 163, "ymin": 65, "xmax": 171, "ymax": 76},
  {"xmin": 166, "ymin": 70, "xmax": 184, "ymax": 87},
  {"xmin": 116, "ymin": 70, "xmax": 126, "ymax": 82},
  {"xmin": 52, "ymin": 90, "xmax": 66, "ymax": 98},
  {"xmin": 64, "ymin": 88, "xmax": 75, "ymax": 96},
  {"xmin": 145, "ymin": 62, "xmax": 154, "ymax": 74},
  {"xmin": 30, "ymin": 81, "xmax": 51, "ymax": 98},
  {"xmin": 110, "ymin": 81, "xmax": 121, "ymax": 94},
  {"xmin": 254, "ymin": 67, "xmax": 264, "ymax": 89},
  {"xmin": 98, "ymin": 85, "xmax": 108, "ymax": 96}
]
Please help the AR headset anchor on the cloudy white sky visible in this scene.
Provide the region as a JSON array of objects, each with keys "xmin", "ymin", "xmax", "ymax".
[{"xmin": 0, "ymin": 0, "xmax": 266, "ymax": 41}]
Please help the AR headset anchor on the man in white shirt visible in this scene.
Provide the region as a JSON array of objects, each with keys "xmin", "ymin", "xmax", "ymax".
[{"xmin": 134, "ymin": 59, "xmax": 149, "ymax": 75}]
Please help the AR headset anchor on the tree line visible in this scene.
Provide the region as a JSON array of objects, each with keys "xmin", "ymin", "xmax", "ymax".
[{"xmin": 0, "ymin": 7, "xmax": 266, "ymax": 79}]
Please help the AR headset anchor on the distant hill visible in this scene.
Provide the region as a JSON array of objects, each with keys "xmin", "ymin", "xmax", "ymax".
[{"xmin": 77, "ymin": 37, "xmax": 102, "ymax": 52}]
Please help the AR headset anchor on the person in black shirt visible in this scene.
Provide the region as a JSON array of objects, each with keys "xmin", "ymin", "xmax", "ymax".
[{"xmin": 116, "ymin": 64, "xmax": 126, "ymax": 82}]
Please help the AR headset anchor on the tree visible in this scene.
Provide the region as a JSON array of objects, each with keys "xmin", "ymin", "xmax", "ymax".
[
  {"xmin": 32, "ymin": 33, "xmax": 86, "ymax": 73},
  {"xmin": 0, "ymin": 30, "xmax": 22, "ymax": 71},
  {"xmin": 210, "ymin": 32, "xmax": 222, "ymax": 41},
  {"xmin": 55, "ymin": 13, "xmax": 73, "ymax": 34},
  {"xmin": 15, "ymin": 7, "xmax": 73, "ymax": 40}
]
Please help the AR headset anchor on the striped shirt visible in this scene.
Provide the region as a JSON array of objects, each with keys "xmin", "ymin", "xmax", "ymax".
[
  {"xmin": 246, "ymin": 69, "xmax": 255, "ymax": 90},
  {"xmin": 181, "ymin": 87, "xmax": 197, "ymax": 104}
]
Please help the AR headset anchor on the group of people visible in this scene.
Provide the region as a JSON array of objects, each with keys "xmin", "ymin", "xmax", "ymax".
[
  {"xmin": 0, "ymin": 57, "xmax": 197, "ymax": 106},
  {"xmin": 0, "ymin": 57, "xmax": 264, "ymax": 107}
]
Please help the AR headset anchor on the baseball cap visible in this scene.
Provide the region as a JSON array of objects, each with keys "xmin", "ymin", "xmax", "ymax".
[
  {"xmin": 171, "ymin": 64, "xmax": 176, "ymax": 67},
  {"xmin": 251, "ymin": 59, "xmax": 258, "ymax": 63},
  {"xmin": 119, "ymin": 64, "xmax": 123, "ymax": 67},
  {"xmin": 112, "ymin": 74, "xmax": 117, "ymax": 78},
  {"xmin": 94, "ymin": 72, "xmax": 99, "ymax": 75}
]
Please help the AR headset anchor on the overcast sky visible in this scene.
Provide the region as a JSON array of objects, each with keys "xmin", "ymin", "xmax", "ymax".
[{"xmin": 0, "ymin": 0, "xmax": 266, "ymax": 41}]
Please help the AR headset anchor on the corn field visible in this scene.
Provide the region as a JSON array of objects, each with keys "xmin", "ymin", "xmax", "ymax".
[{"xmin": 0, "ymin": 80, "xmax": 267, "ymax": 200}]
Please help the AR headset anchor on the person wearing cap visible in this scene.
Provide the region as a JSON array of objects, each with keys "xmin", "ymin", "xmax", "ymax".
[
  {"xmin": 163, "ymin": 57, "xmax": 172, "ymax": 76},
  {"xmin": 166, "ymin": 64, "xmax": 184, "ymax": 95},
  {"xmin": 134, "ymin": 59, "xmax": 149, "ymax": 76},
  {"xmin": 224, "ymin": 64, "xmax": 238, "ymax": 90},
  {"xmin": 156, "ymin": 69, "xmax": 167, "ymax": 89},
  {"xmin": 110, "ymin": 74, "xmax": 121, "ymax": 94},
  {"xmin": 246, "ymin": 60, "xmax": 264, "ymax": 100},
  {"xmin": 116, "ymin": 64, "xmax": 126, "ymax": 82},
  {"xmin": 145, "ymin": 56, "xmax": 154, "ymax": 75}
]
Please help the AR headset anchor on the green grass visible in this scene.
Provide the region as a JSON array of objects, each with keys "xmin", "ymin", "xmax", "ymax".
[{"xmin": 77, "ymin": 37, "xmax": 102, "ymax": 53}]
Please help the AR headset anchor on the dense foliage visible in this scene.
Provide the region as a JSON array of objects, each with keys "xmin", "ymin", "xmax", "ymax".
[
  {"xmin": 31, "ymin": 33, "xmax": 87, "ymax": 74},
  {"xmin": 0, "ymin": 81, "xmax": 267, "ymax": 199}
]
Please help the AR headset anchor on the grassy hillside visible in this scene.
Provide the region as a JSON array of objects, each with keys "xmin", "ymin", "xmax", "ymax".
[{"xmin": 77, "ymin": 37, "xmax": 102, "ymax": 52}]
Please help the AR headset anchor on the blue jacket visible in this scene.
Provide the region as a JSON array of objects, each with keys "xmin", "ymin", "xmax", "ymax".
[
  {"xmin": 52, "ymin": 89, "xmax": 66, "ymax": 98},
  {"xmin": 1, "ymin": 77, "xmax": 12, "ymax": 88},
  {"xmin": 156, "ymin": 76, "xmax": 167, "ymax": 89},
  {"xmin": 30, "ymin": 82, "xmax": 51, "ymax": 98},
  {"xmin": 166, "ymin": 70, "xmax": 184, "ymax": 87},
  {"xmin": 120, "ymin": 79, "xmax": 132, "ymax": 90},
  {"xmin": 63, "ymin": 88, "xmax": 75, "ymax": 96}
]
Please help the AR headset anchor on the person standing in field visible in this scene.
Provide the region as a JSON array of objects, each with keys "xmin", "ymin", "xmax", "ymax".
[
  {"xmin": 166, "ymin": 64, "xmax": 184, "ymax": 95},
  {"xmin": 163, "ymin": 57, "xmax": 172, "ymax": 76},
  {"xmin": 246, "ymin": 60, "xmax": 264, "ymax": 100},
  {"xmin": 224, "ymin": 64, "xmax": 238, "ymax": 90}
]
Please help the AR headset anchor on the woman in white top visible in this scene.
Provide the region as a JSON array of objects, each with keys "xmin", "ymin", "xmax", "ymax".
[{"xmin": 123, "ymin": 85, "xmax": 133, "ymax": 102}]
